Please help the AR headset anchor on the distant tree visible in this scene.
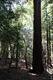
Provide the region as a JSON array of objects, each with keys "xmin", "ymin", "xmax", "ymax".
[{"xmin": 41, "ymin": 0, "xmax": 53, "ymax": 67}]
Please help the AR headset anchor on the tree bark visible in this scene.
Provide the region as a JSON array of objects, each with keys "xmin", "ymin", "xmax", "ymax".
[
  {"xmin": 15, "ymin": 40, "xmax": 18, "ymax": 69},
  {"xmin": 32, "ymin": 0, "xmax": 44, "ymax": 74},
  {"xmin": 25, "ymin": 46, "xmax": 28, "ymax": 69}
]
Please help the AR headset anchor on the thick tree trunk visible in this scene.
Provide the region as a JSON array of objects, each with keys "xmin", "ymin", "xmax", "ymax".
[{"xmin": 32, "ymin": 0, "xmax": 44, "ymax": 74}]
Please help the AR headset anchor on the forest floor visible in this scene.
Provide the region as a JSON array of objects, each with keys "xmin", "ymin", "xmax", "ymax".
[{"xmin": 0, "ymin": 58, "xmax": 53, "ymax": 80}]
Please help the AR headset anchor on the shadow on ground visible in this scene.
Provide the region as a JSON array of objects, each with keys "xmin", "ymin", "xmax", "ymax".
[
  {"xmin": 0, "ymin": 58, "xmax": 52, "ymax": 80},
  {"xmin": 0, "ymin": 67, "xmax": 52, "ymax": 80}
]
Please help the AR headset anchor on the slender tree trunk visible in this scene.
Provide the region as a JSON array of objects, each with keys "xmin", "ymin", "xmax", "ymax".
[
  {"xmin": 48, "ymin": 25, "xmax": 52, "ymax": 67},
  {"xmin": 5, "ymin": 43, "xmax": 9, "ymax": 62},
  {"xmin": 13, "ymin": 44, "xmax": 15, "ymax": 58},
  {"xmin": 47, "ymin": 25, "xmax": 51, "ymax": 67},
  {"xmin": 8, "ymin": 43, "xmax": 13, "ymax": 72},
  {"xmin": 32, "ymin": 0, "xmax": 44, "ymax": 74},
  {"xmin": 46, "ymin": 27, "xmax": 49, "ymax": 69},
  {"xmin": 52, "ymin": 30, "xmax": 53, "ymax": 53},
  {"xmin": 15, "ymin": 42, "xmax": 18, "ymax": 69},
  {"xmin": 8, "ymin": 55, "xmax": 13, "ymax": 72},
  {"xmin": 25, "ymin": 46, "xmax": 28, "ymax": 69},
  {"xmin": 1, "ymin": 42, "xmax": 6, "ymax": 58}
]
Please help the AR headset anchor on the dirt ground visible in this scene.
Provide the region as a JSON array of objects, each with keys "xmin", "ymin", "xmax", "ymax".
[
  {"xmin": 0, "ymin": 58, "xmax": 52, "ymax": 80},
  {"xmin": 0, "ymin": 68, "xmax": 52, "ymax": 80}
]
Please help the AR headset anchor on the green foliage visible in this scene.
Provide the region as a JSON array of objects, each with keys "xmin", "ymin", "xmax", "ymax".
[
  {"xmin": 41, "ymin": 0, "xmax": 53, "ymax": 65},
  {"xmin": 0, "ymin": 0, "xmax": 33, "ymax": 64}
]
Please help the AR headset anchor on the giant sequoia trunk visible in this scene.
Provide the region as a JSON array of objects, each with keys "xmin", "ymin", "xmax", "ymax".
[{"xmin": 32, "ymin": 0, "xmax": 44, "ymax": 74}]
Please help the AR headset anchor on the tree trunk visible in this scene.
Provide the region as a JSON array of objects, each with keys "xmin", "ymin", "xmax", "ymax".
[
  {"xmin": 8, "ymin": 44, "xmax": 13, "ymax": 72},
  {"xmin": 15, "ymin": 42, "xmax": 18, "ymax": 69},
  {"xmin": 5, "ymin": 43, "xmax": 9, "ymax": 62},
  {"xmin": 25, "ymin": 46, "xmax": 28, "ymax": 69},
  {"xmin": 48, "ymin": 25, "xmax": 51, "ymax": 66},
  {"xmin": 47, "ymin": 25, "xmax": 51, "ymax": 67},
  {"xmin": 46, "ymin": 27, "xmax": 49, "ymax": 69},
  {"xmin": 32, "ymin": 0, "xmax": 44, "ymax": 74},
  {"xmin": 1, "ymin": 42, "xmax": 6, "ymax": 58}
]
